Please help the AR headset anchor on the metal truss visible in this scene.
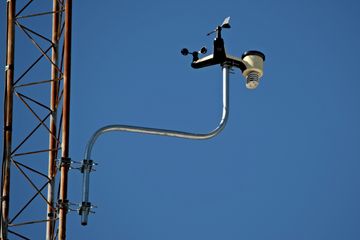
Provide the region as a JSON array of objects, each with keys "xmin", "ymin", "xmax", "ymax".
[{"xmin": 2, "ymin": 0, "xmax": 72, "ymax": 239}]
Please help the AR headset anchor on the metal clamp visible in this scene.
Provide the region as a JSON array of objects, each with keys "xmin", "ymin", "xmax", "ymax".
[
  {"xmin": 58, "ymin": 157, "xmax": 71, "ymax": 168},
  {"xmin": 78, "ymin": 201, "xmax": 96, "ymax": 225},
  {"xmin": 57, "ymin": 199, "xmax": 90, "ymax": 214},
  {"xmin": 81, "ymin": 159, "xmax": 95, "ymax": 173},
  {"xmin": 57, "ymin": 199, "xmax": 69, "ymax": 212},
  {"xmin": 56, "ymin": 158, "xmax": 93, "ymax": 171}
]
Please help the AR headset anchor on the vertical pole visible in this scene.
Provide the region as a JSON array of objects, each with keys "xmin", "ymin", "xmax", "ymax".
[
  {"xmin": 58, "ymin": 0, "xmax": 72, "ymax": 238},
  {"xmin": 1, "ymin": 0, "xmax": 16, "ymax": 239},
  {"xmin": 46, "ymin": 0, "xmax": 60, "ymax": 239},
  {"xmin": 1, "ymin": 0, "xmax": 15, "ymax": 239},
  {"xmin": 222, "ymin": 65, "xmax": 230, "ymax": 120}
]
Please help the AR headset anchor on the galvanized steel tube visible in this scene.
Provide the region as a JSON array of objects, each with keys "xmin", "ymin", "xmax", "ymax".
[{"xmin": 80, "ymin": 65, "xmax": 230, "ymax": 225}]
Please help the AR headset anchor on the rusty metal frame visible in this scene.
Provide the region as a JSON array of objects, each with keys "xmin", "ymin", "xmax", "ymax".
[{"xmin": 1, "ymin": 0, "xmax": 71, "ymax": 239}]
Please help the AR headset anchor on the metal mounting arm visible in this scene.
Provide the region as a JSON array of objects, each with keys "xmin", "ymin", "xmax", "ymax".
[
  {"xmin": 79, "ymin": 65, "xmax": 231, "ymax": 225},
  {"xmin": 79, "ymin": 16, "xmax": 266, "ymax": 227}
]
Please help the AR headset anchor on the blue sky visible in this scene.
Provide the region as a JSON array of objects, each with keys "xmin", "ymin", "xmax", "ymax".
[{"xmin": 1, "ymin": 0, "xmax": 360, "ymax": 239}]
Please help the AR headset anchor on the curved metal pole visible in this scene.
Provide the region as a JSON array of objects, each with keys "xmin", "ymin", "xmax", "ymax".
[
  {"xmin": 80, "ymin": 65, "xmax": 230, "ymax": 225},
  {"xmin": 85, "ymin": 66, "xmax": 230, "ymax": 160}
]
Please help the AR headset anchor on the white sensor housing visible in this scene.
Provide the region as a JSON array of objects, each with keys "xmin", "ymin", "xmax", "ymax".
[{"xmin": 242, "ymin": 51, "xmax": 265, "ymax": 89}]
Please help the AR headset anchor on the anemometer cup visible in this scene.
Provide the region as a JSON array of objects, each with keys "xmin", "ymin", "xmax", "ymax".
[{"xmin": 181, "ymin": 47, "xmax": 208, "ymax": 62}]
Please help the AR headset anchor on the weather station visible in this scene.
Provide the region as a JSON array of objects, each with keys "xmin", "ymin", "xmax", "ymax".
[
  {"xmin": 1, "ymin": 1, "xmax": 265, "ymax": 237},
  {"xmin": 78, "ymin": 16, "xmax": 266, "ymax": 226}
]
